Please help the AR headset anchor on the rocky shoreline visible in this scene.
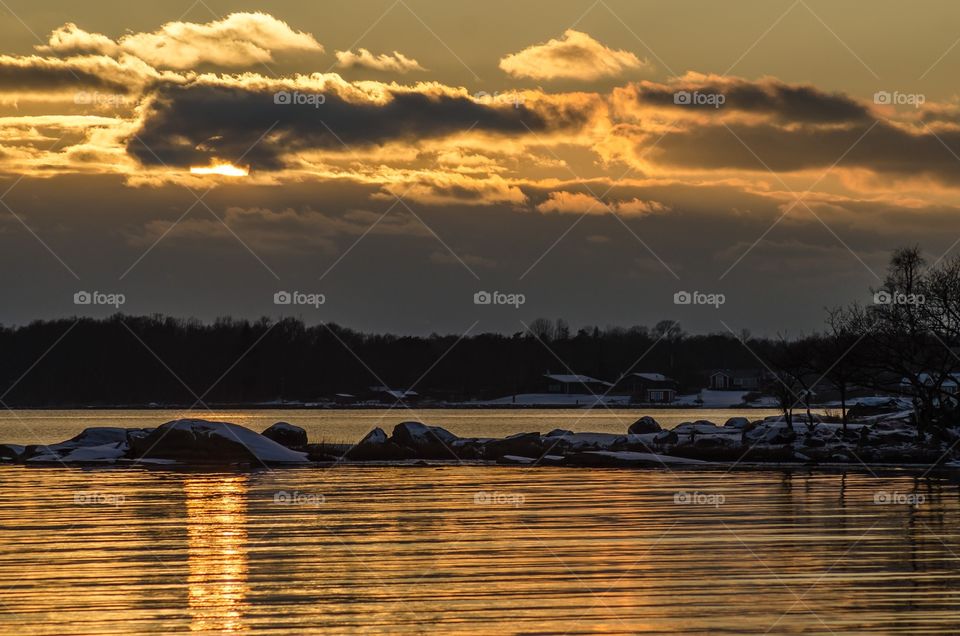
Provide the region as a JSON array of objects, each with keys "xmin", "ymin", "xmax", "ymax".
[{"xmin": 1, "ymin": 408, "xmax": 959, "ymax": 470}]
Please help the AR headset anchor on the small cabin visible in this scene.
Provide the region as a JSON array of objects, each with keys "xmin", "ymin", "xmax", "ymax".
[
  {"xmin": 614, "ymin": 372, "xmax": 678, "ymax": 403},
  {"xmin": 709, "ymin": 368, "xmax": 768, "ymax": 391}
]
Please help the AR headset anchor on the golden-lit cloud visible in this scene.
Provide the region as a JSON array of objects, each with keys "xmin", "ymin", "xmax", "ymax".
[
  {"xmin": 2, "ymin": 10, "xmax": 960, "ymax": 210},
  {"xmin": 499, "ymin": 30, "xmax": 650, "ymax": 81},
  {"xmin": 536, "ymin": 190, "xmax": 669, "ymax": 216},
  {"xmin": 334, "ymin": 48, "xmax": 425, "ymax": 73},
  {"xmin": 38, "ymin": 13, "xmax": 323, "ymax": 69}
]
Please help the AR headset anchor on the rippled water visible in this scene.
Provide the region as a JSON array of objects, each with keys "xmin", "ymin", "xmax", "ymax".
[
  {"xmin": 0, "ymin": 408, "xmax": 787, "ymax": 445},
  {"xmin": 1, "ymin": 464, "xmax": 958, "ymax": 634}
]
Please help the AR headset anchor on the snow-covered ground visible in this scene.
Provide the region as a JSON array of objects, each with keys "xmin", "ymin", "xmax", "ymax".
[
  {"xmin": 475, "ymin": 393, "xmax": 632, "ymax": 407},
  {"xmin": 675, "ymin": 390, "xmax": 778, "ymax": 408}
]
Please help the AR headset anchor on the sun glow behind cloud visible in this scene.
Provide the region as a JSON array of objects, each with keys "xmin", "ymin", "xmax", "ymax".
[{"xmin": 189, "ymin": 163, "xmax": 249, "ymax": 177}]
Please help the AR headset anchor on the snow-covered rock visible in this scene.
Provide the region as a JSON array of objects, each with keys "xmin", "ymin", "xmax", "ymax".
[
  {"xmin": 28, "ymin": 442, "xmax": 128, "ymax": 464},
  {"xmin": 744, "ymin": 421, "xmax": 797, "ymax": 445},
  {"xmin": 359, "ymin": 427, "xmax": 388, "ymax": 445},
  {"xmin": 547, "ymin": 432, "xmax": 628, "ymax": 451},
  {"xmin": 345, "ymin": 427, "xmax": 417, "ymax": 461},
  {"xmin": 724, "ymin": 417, "xmax": 751, "ymax": 430},
  {"xmin": 673, "ymin": 421, "xmax": 725, "ymax": 436},
  {"xmin": 391, "ymin": 422, "xmax": 458, "ymax": 447},
  {"xmin": 48, "ymin": 427, "xmax": 131, "ymax": 452},
  {"xmin": 133, "ymin": 419, "xmax": 309, "ymax": 464},
  {"xmin": 261, "ymin": 422, "xmax": 308, "ymax": 448}
]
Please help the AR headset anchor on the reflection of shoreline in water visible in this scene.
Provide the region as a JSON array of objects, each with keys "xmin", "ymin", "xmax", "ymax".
[{"xmin": 185, "ymin": 476, "xmax": 249, "ymax": 633}]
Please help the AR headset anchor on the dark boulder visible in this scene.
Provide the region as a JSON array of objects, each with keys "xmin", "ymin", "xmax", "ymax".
[
  {"xmin": 482, "ymin": 432, "xmax": 543, "ymax": 460},
  {"xmin": 390, "ymin": 422, "xmax": 459, "ymax": 459},
  {"xmin": 654, "ymin": 429, "xmax": 679, "ymax": 445},
  {"xmin": 628, "ymin": 416, "xmax": 661, "ymax": 434},
  {"xmin": 724, "ymin": 417, "xmax": 751, "ymax": 430},
  {"xmin": 346, "ymin": 428, "xmax": 416, "ymax": 461},
  {"xmin": 262, "ymin": 422, "xmax": 308, "ymax": 448},
  {"xmin": 0, "ymin": 444, "xmax": 25, "ymax": 462}
]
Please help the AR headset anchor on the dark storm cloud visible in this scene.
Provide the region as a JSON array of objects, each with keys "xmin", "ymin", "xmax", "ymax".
[
  {"xmin": 625, "ymin": 77, "xmax": 871, "ymax": 123},
  {"xmin": 0, "ymin": 55, "xmax": 134, "ymax": 94},
  {"xmin": 654, "ymin": 121, "xmax": 960, "ymax": 184},
  {"xmin": 127, "ymin": 82, "xmax": 586, "ymax": 169}
]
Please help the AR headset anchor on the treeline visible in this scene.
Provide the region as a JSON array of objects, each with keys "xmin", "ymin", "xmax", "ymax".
[
  {"xmin": 766, "ymin": 246, "xmax": 960, "ymax": 436},
  {"xmin": 2, "ymin": 246, "xmax": 958, "ymax": 435},
  {"xmin": 0, "ymin": 314, "xmax": 764, "ymax": 407}
]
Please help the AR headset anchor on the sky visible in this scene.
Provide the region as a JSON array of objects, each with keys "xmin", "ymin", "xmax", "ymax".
[{"xmin": 2, "ymin": 0, "xmax": 960, "ymax": 336}]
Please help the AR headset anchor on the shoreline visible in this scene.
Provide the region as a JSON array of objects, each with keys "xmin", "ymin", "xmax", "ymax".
[
  {"xmin": 0, "ymin": 403, "xmax": 775, "ymax": 411},
  {"xmin": 2, "ymin": 409, "xmax": 957, "ymax": 473}
]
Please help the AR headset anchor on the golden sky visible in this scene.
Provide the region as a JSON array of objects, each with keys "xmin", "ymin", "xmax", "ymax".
[{"xmin": 1, "ymin": 1, "xmax": 959, "ymax": 333}]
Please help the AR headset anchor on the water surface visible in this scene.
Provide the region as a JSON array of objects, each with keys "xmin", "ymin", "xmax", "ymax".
[{"xmin": 0, "ymin": 465, "xmax": 958, "ymax": 634}]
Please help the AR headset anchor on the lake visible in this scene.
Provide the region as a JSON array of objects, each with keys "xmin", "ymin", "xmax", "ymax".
[{"xmin": 0, "ymin": 410, "xmax": 956, "ymax": 634}]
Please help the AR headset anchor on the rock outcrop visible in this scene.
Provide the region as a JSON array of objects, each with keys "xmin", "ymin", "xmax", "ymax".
[{"xmin": 262, "ymin": 422, "xmax": 308, "ymax": 448}]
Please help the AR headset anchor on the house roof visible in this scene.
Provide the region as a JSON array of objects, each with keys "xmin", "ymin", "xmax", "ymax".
[
  {"xmin": 629, "ymin": 372, "xmax": 675, "ymax": 383},
  {"xmin": 544, "ymin": 373, "xmax": 613, "ymax": 386},
  {"xmin": 711, "ymin": 368, "xmax": 765, "ymax": 379},
  {"xmin": 383, "ymin": 389, "xmax": 419, "ymax": 399},
  {"xmin": 369, "ymin": 385, "xmax": 419, "ymax": 398}
]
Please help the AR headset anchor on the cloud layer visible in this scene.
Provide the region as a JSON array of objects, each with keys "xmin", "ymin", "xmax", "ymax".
[
  {"xmin": 334, "ymin": 48, "xmax": 425, "ymax": 73},
  {"xmin": 499, "ymin": 30, "xmax": 649, "ymax": 80},
  {"xmin": 38, "ymin": 13, "xmax": 323, "ymax": 69}
]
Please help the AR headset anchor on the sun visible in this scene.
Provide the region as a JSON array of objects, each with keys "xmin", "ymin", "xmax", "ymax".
[{"xmin": 189, "ymin": 163, "xmax": 249, "ymax": 177}]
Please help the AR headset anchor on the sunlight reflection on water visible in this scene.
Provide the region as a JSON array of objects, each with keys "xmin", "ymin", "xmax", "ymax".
[{"xmin": 0, "ymin": 465, "xmax": 958, "ymax": 634}]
